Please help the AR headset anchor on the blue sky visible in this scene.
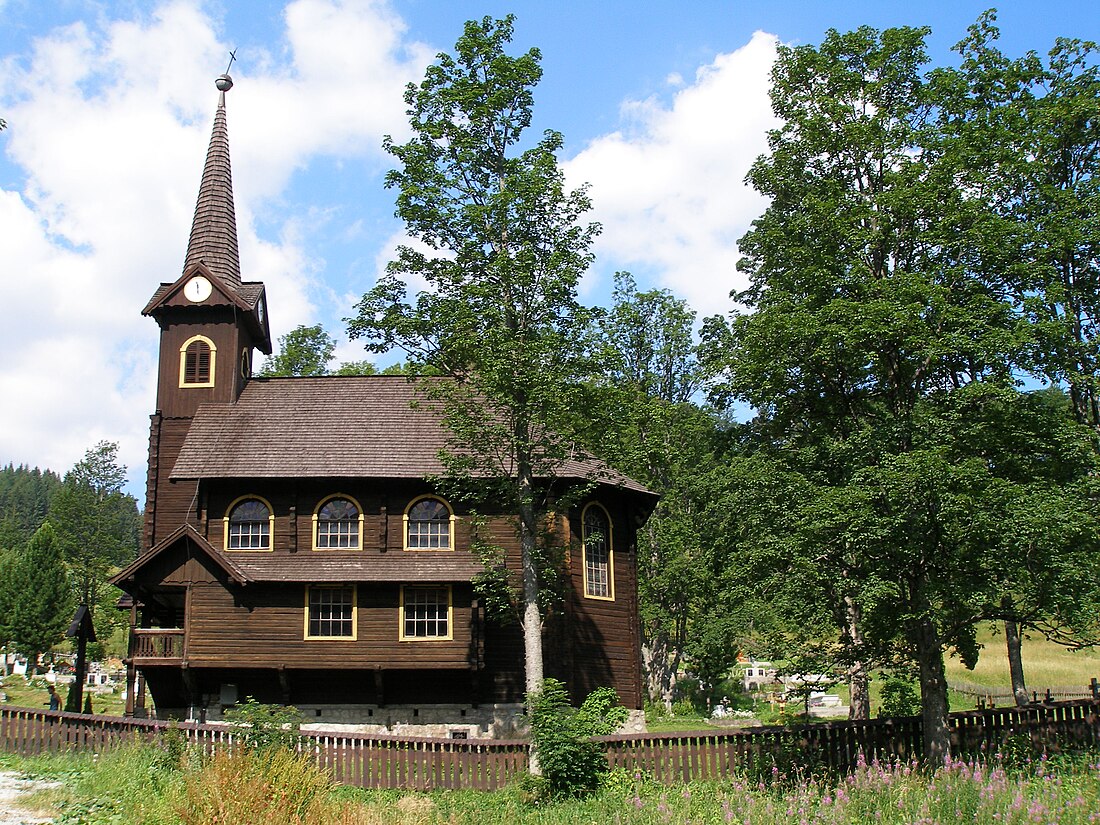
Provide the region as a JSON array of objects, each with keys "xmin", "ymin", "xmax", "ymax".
[{"xmin": 1, "ymin": 0, "xmax": 1097, "ymax": 500}]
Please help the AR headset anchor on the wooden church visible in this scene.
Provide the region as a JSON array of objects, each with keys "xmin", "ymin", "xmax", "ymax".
[{"xmin": 109, "ymin": 75, "xmax": 657, "ymax": 735}]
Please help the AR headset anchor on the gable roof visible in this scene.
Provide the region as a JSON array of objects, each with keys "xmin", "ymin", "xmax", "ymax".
[
  {"xmin": 110, "ymin": 523, "xmax": 251, "ymax": 587},
  {"xmin": 168, "ymin": 375, "xmax": 654, "ymax": 498}
]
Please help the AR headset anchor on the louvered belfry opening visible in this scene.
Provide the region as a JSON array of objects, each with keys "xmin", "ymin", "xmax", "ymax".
[{"xmin": 184, "ymin": 339, "xmax": 212, "ymax": 384}]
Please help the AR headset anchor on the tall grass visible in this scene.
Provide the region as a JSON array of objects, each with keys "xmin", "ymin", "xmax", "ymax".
[
  {"xmin": 945, "ymin": 626, "xmax": 1100, "ymax": 689},
  {"xmin": 6, "ymin": 734, "xmax": 1100, "ymax": 825},
  {"xmin": 6, "ymin": 742, "xmax": 1100, "ymax": 824}
]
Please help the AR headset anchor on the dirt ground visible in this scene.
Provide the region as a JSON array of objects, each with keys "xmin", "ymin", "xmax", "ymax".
[{"xmin": 0, "ymin": 772, "xmax": 57, "ymax": 825}]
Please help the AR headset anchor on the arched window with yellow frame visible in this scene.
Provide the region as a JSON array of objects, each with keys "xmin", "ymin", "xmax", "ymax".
[
  {"xmin": 179, "ymin": 335, "xmax": 216, "ymax": 387},
  {"xmin": 403, "ymin": 496, "xmax": 454, "ymax": 551},
  {"xmin": 223, "ymin": 496, "xmax": 274, "ymax": 551},
  {"xmin": 312, "ymin": 495, "xmax": 363, "ymax": 550},
  {"xmin": 581, "ymin": 502, "xmax": 614, "ymax": 600}
]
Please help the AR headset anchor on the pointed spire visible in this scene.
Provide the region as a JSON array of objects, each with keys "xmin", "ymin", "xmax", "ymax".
[{"xmin": 183, "ymin": 73, "xmax": 241, "ymax": 289}]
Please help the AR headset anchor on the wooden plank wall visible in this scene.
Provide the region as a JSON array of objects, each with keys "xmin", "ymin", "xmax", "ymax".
[{"xmin": 185, "ymin": 582, "xmax": 476, "ymax": 670}]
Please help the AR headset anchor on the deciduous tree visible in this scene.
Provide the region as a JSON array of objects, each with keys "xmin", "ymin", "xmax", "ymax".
[
  {"xmin": 347, "ymin": 16, "xmax": 600, "ymax": 767},
  {"xmin": 703, "ymin": 22, "xmax": 1051, "ymax": 760},
  {"xmin": 582, "ymin": 274, "xmax": 724, "ymax": 708},
  {"xmin": 46, "ymin": 442, "xmax": 139, "ymax": 708},
  {"xmin": 260, "ymin": 324, "xmax": 337, "ymax": 377}
]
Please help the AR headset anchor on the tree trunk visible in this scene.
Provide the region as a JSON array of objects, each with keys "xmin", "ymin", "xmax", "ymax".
[
  {"xmin": 849, "ymin": 667, "xmax": 871, "ymax": 721},
  {"xmin": 844, "ymin": 595, "xmax": 871, "ymax": 720},
  {"xmin": 1005, "ymin": 618, "xmax": 1028, "ymax": 707},
  {"xmin": 915, "ymin": 616, "xmax": 951, "ymax": 764},
  {"xmin": 641, "ymin": 633, "xmax": 679, "ymax": 710},
  {"xmin": 517, "ymin": 477, "xmax": 544, "ymax": 776}
]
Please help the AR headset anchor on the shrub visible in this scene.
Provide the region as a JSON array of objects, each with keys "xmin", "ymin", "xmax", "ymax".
[
  {"xmin": 526, "ymin": 679, "xmax": 627, "ymax": 800},
  {"xmin": 223, "ymin": 697, "xmax": 303, "ymax": 752},
  {"xmin": 878, "ymin": 674, "xmax": 921, "ymax": 718},
  {"xmin": 157, "ymin": 720, "xmax": 188, "ymax": 771}
]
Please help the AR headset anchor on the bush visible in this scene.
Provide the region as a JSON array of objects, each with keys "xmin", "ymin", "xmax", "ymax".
[
  {"xmin": 223, "ymin": 697, "xmax": 303, "ymax": 752},
  {"xmin": 878, "ymin": 674, "xmax": 921, "ymax": 718},
  {"xmin": 526, "ymin": 679, "xmax": 627, "ymax": 799}
]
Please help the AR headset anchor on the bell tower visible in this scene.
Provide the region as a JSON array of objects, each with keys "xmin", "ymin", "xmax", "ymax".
[{"xmin": 141, "ymin": 73, "xmax": 272, "ymax": 548}]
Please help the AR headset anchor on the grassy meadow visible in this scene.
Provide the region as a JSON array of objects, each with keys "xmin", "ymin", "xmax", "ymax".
[
  {"xmin": 944, "ymin": 625, "xmax": 1100, "ymax": 691},
  {"xmin": 0, "ymin": 674, "xmax": 126, "ymax": 716}
]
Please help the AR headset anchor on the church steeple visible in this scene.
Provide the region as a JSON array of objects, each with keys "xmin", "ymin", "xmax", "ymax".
[{"xmin": 183, "ymin": 73, "xmax": 241, "ymax": 290}]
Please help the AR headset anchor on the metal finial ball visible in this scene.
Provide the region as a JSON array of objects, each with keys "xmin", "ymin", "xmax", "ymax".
[{"xmin": 216, "ymin": 74, "xmax": 234, "ymax": 92}]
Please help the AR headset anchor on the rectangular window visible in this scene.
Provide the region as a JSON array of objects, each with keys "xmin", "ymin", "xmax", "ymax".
[
  {"xmin": 229, "ymin": 521, "xmax": 269, "ymax": 550},
  {"xmin": 305, "ymin": 586, "xmax": 356, "ymax": 639},
  {"xmin": 400, "ymin": 586, "xmax": 452, "ymax": 640},
  {"xmin": 317, "ymin": 520, "xmax": 358, "ymax": 548},
  {"xmin": 585, "ymin": 547, "xmax": 610, "ymax": 598},
  {"xmin": 407, "ymin": 519, "xmax": 449, "ymax": 549}
]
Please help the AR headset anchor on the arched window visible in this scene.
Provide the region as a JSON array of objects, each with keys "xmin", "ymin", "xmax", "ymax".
[
  {"xmin": 582, "ymin": 503, "xmax": 614, "ymax": 600},
  {"xmin": 404, "ymin": 496, "xmax": 453, "ymax": 550},
  {"xmin": 224, "ymin": 497, "xmax": 273, "ymax": 551},
  {"xmin": 314, "ymin": 496, "xmax": 362, "ymax": 550},
  {"xmin": 179, "ymin": 335, "xmax": 216, "ymax": 387}
]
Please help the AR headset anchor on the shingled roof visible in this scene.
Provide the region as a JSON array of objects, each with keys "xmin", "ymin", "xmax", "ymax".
[
  {"xmin": 183, "ymin": 75, "xmax": 241, "ymax": 289},
  {"xmin": 232, "ymin": 551, "xmax": 486, "ymax": 583},
  {"xmin": 169, "ymin": 375, "xmax": 654, "ymax": 497},
  {"xmin": 111, "ymin": 522, "xmax": 486, "ymax": 587}
]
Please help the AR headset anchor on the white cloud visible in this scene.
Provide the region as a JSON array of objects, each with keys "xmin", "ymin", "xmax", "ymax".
[
  {"xmin": 0, "ymin": 0, "xmax": 429, "ymax": 495},
  {"xmin": 565, "ymin": 30, "xmax": 779, "ymax": 317}
]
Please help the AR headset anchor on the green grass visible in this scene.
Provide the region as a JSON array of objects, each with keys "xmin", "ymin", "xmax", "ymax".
[
  {"xmin": 0, "ymin": 673, "xmax": 127, "ymax": 716},
  {"xmin": 945, "ymin": 625, "xmax": 1100, "ymax": 690},
  {"xmin": 4, "ymin": 743, "xmax": 1100, "ymax": 825}
]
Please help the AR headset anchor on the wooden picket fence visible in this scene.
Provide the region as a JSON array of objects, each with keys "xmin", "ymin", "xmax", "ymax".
[
  {"xmin": 949, "ymin": 678, "xmax": 1100, "ymax": 704},
  {"xmin": 602, "ymin": 700, "xmax": 1100, "ymax": 781},
  {"xmin": 1, "ymin": 699, "xmax": 1098, "ymax": 789}
]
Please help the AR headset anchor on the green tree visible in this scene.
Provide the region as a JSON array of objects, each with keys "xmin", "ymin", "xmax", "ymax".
[
  {"xmin": 49, "ymin": 442, "xmax": 141, "ymax": 608},
  {"xmin": 701, "ymin": 22, "xmax": 1068, "ymax": 761},
  {"xmin": 47, "ymin": 442, "xmax": 139, "ymax": 709},
  {"xmin": 940, "ymin": 14, "xmax": 1100, "ymax": 432},
  {"xmin": 260, "ymin": 324, "xmax": 337, "ymax": 376},
  {"xmin": 0, "ymin": 523, "xmax": 73, "ymax": 676},
  {"xmin": 348, "ymin": 16, "xmax": 600, "ymax": 768},
  {"xmin": 927, "ymin": 12, "xmax": 1100, "ymax": 704},
  {"xmin": 0, "ymin": 464, "xmax": 62, "ymax": 551},
  {"xmin": 582, "ymin": 273, "xmax": 726, "ymax": 708}
]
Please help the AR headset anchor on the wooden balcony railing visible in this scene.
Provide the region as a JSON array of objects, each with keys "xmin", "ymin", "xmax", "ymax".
[{"xmin": 129, "ymin": 628, "xmax": 185, "ymax": 663}]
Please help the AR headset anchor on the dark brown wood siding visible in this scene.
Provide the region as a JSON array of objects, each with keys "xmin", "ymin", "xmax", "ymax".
[
  {"xmin": 184, "ymin": 582, "xmax": 476, "ymax": 670},
  {"xmin": 154, "ymin": 311, "xmax": 252, "ymax": 418},
  {"xmin": 567, "ymin": 494, "xmax": 643, "ymax": 709},
  {"xmin": 144, "ymin": 416, "xmax": 200, "ymax": 550},
  {"xmin": 202, "ymin": 481, "xmax": 485, "ymax": 555}
]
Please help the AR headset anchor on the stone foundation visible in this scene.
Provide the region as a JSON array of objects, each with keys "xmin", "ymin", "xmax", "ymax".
[
  {"xmin": 187, "ymin": 702, "xmax": 647, "ymax": 738},
  {"xmin": 199, "ymin": 702, "xmax": 528, "ymax": 739}
]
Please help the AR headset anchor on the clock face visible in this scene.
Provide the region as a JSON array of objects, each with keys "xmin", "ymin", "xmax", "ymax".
[{"xmin": 184, "ymin": 275, "xmax": 213, "ymax": 303}]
